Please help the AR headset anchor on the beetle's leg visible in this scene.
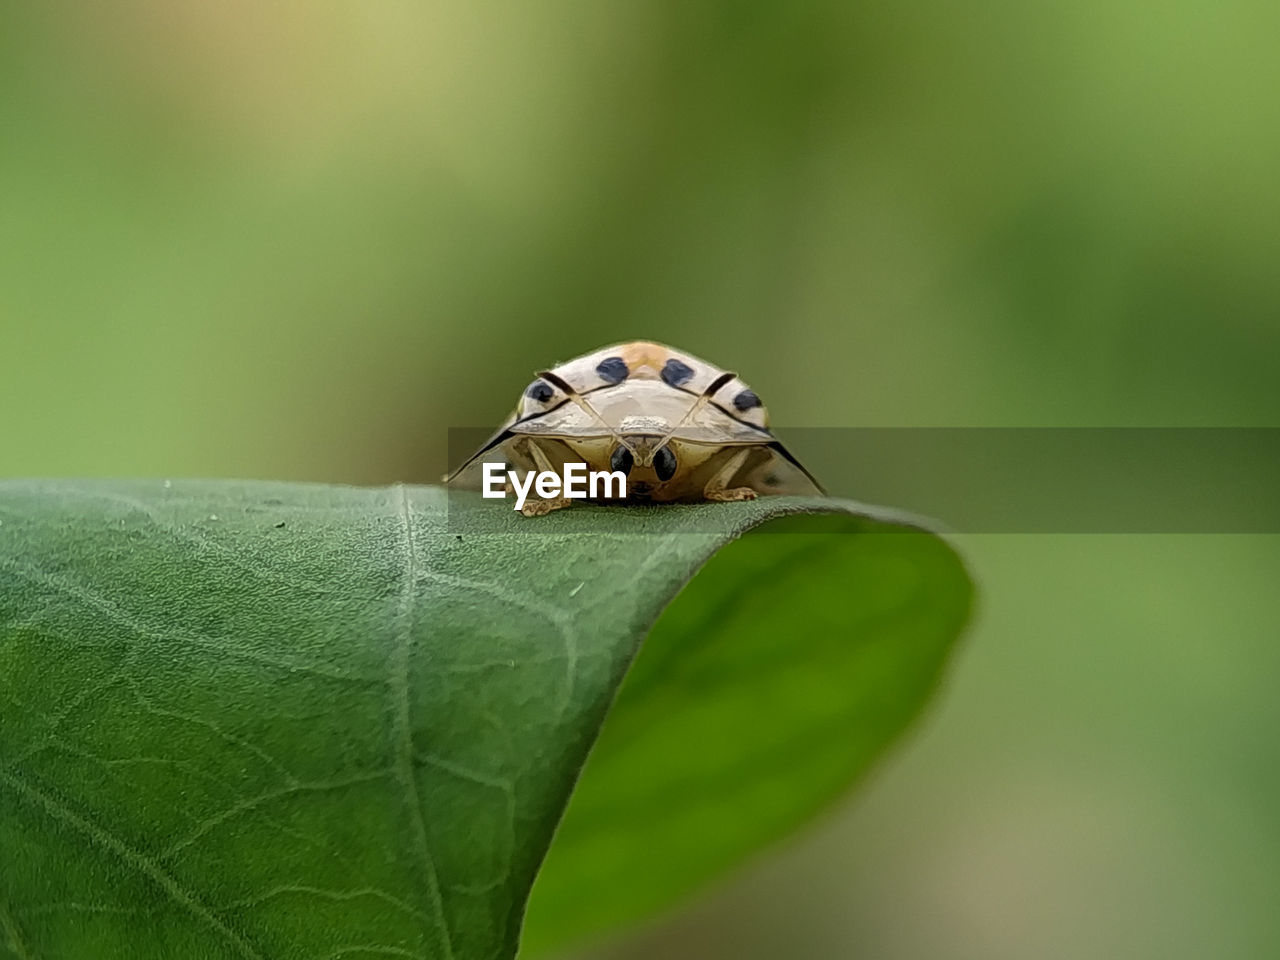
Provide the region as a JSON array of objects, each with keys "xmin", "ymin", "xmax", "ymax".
[
  {"xmin": 519, "ymin": 439, "xmax": 574, "ymax": 517},
  {"xmin": 705, "ymin": 485, "xmax": 758, "ymax": 502},
  {"xmin": 521, "ymin": 497, "xmax": 573, "ymax": 517},
  {"xmin": 703, "ymin": 447, "xmax": 758, "ymax": 502}
]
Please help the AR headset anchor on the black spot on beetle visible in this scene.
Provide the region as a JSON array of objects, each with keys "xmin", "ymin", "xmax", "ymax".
[
  {"xmin": 595, "ymin": 356, "xmax": 629, "ymax": 384},
  {"xmin": 733, "ymin": 389, "xmax": 761, "ymax": 411},
  {"xmin": 525, "ymin": 379, "xmax": 554, "ymax": 403},
  {"xmin": 274, "ymin": 521, "xmax": 286, "ymax": 528},
  {"xmin": 661, "ymin": 358, "xmax": 694, "ymax": 387}
]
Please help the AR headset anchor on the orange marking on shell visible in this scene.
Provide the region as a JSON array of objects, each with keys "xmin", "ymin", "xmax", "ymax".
[{"xmin": 617, "ymin": 341, "xmax": 673, "ymax": 380}]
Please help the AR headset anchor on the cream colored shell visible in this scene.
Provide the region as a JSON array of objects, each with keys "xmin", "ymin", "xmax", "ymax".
[{"xmin": 509, "ymin": 341, "xmax": 769, "ymax": 441}]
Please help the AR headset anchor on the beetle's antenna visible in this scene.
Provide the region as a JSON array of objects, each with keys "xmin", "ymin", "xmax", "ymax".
[
  {"xmin": 646, "ymin": 370, "xmax": 738, "ymax": 464},
  {"xmin": 535, "ymin": 369, "xmax": 639, "ymax": 457}
]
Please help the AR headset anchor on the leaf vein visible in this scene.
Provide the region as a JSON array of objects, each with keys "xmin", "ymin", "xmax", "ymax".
[
  {"xmin": 0, "ymin": 767, "xmax": 264, "ymax": 960},
  {"xmin": 0, "ymin": 558, "xmax": 372, "ymax": 683},
  {"xmin": 160, "ymin": 770, "xmax": 396, "ymax": 858},
  {"xmin": 423, "ymin": 571, "xmax": 579, "ymax": 719},
  {"xmin": 391, "ymin": 487, "xmax": 455, "ymax": 960}
]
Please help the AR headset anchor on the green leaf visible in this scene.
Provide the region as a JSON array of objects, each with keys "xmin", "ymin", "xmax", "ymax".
[
  {"xmin": 518, "ymin": 511, "xmax": 972, "ymax": 957},
  {"xmin": 0, "ymin": 481, "xmax": 972, "ymax": 960}
]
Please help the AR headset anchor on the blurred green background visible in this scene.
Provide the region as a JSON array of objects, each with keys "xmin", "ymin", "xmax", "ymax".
[{"xmin": 2, "ymin": 2, "xmax": 1278, "ymax": 958}]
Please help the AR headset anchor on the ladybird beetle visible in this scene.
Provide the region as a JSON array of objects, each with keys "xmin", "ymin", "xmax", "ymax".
[{"xmin": 447, "ymin": 341, "xmax": 824, "ymax": 516}]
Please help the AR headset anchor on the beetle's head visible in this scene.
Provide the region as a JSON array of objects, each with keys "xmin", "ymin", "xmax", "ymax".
[{"xmin": 608, "ymin": 433, "xmax": 678, "ymax": 497}]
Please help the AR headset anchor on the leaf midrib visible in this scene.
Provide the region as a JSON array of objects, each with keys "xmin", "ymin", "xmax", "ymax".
[{"xmin": 392, "ymin": 485, "xmax": 455, "ymax": 960}]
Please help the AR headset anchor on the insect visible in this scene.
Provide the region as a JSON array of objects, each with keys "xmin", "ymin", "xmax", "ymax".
[{"xmin": 447, "ymin": 341, "xmax": 823, "ymax": 516}]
